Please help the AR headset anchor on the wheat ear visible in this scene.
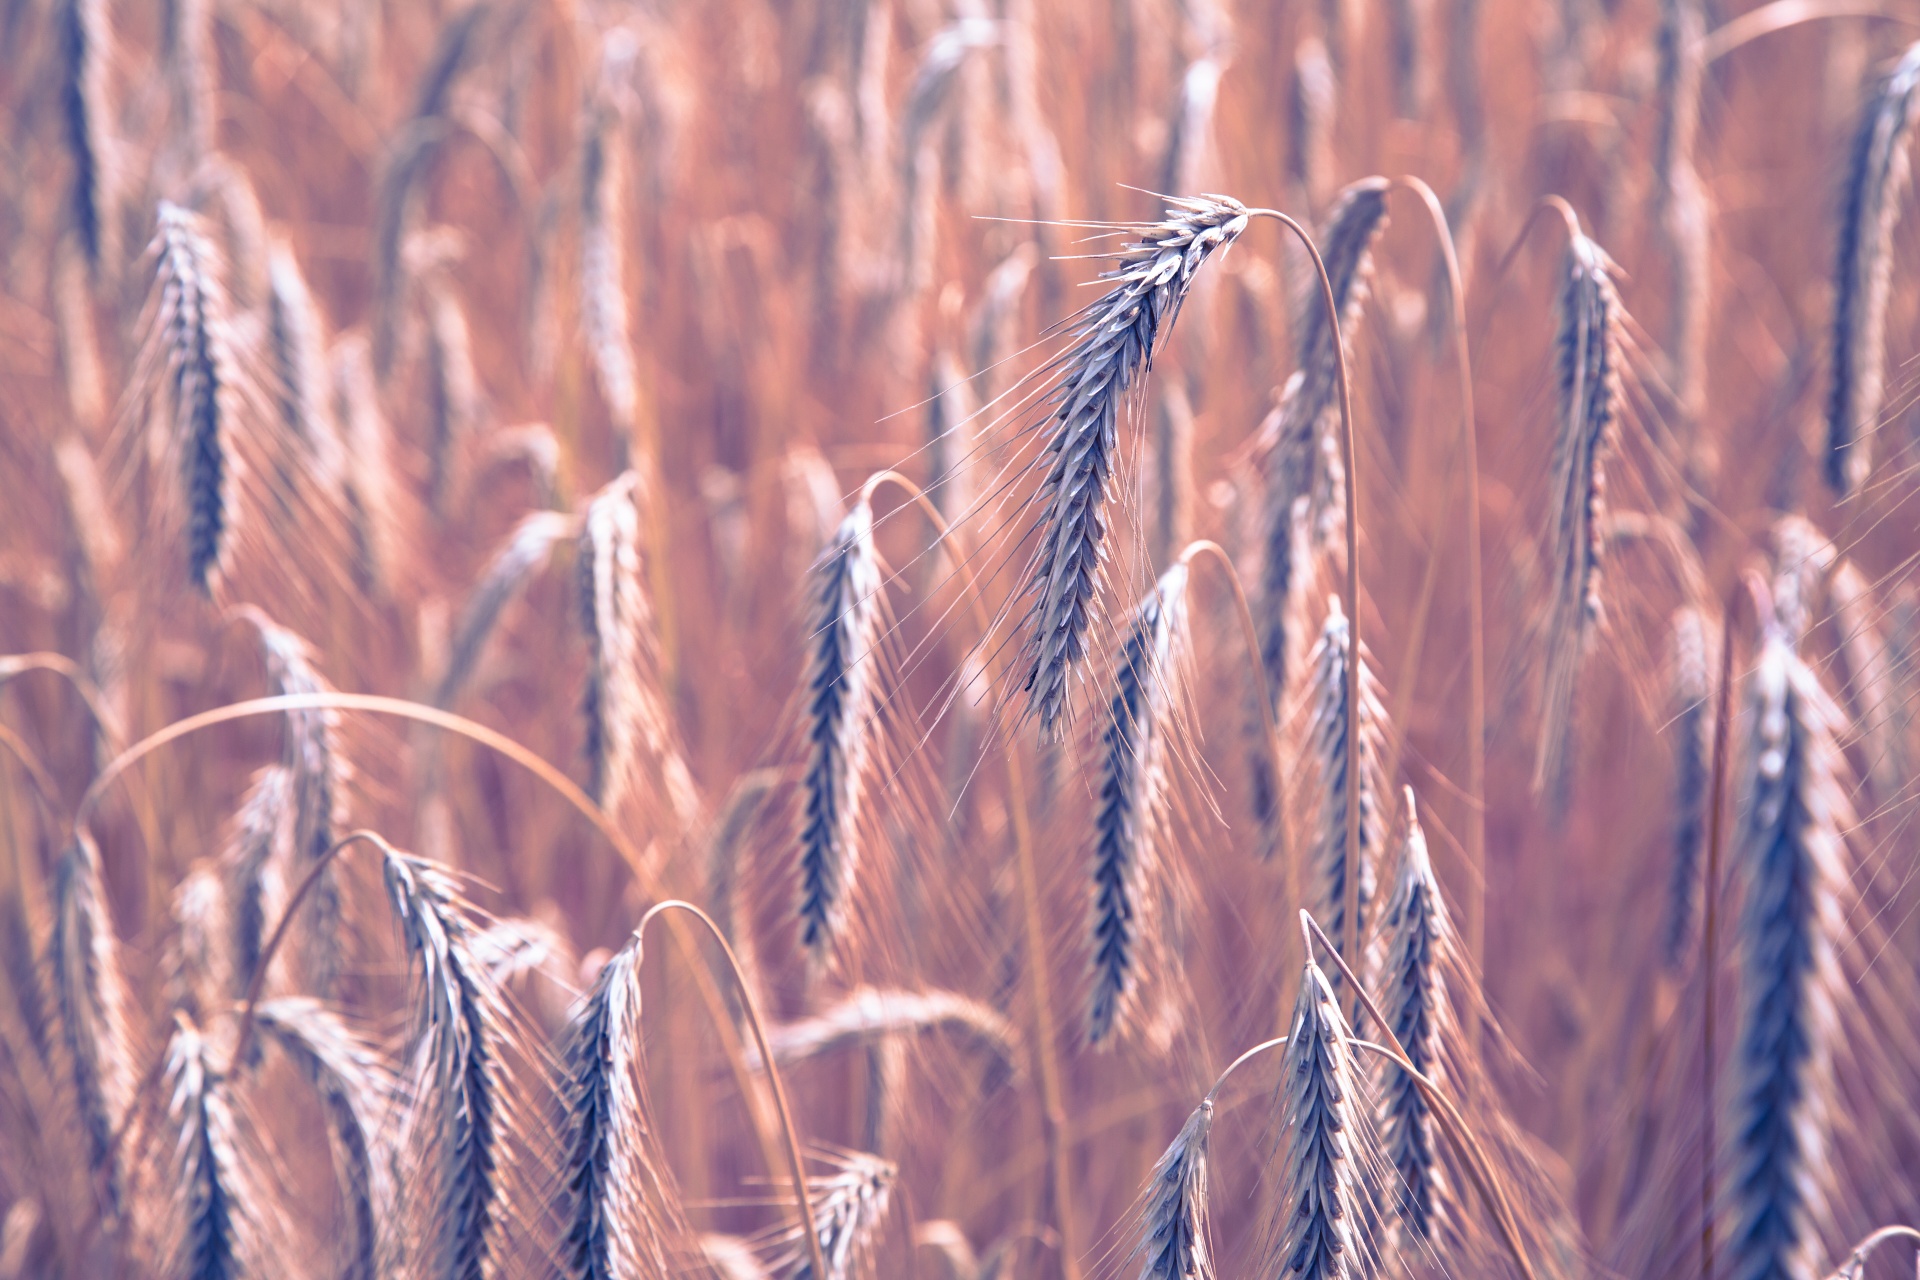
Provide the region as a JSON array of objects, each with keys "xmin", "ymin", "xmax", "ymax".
[
  {"xmin": 1725, "ymin": 635, "xmax": 1851, "ymax": 1280},
  {"xmin": 1827, "ymin": 41, "xmax": 1920, "ymax": 496},
  {"xmin": 1270, "ymin": 961, "xmax": 1369, "ymax": 1280},
  {"xmin": 1088, "ymin": 562, "xmax": 1190, "ymax": 1046},
  {"xmin": 1664, "ymin": 606, "xmax": 1715, "ymax": 972},
  {"xmin": 162, "ymin": 1015, "xmax": 254, "ymax": 1278},
  {"xmin": 1378, "ymin": 790, "xmax": 1452, "ymax": 1246},
  {"xmin": 436, "ymin": 510, "xmax": 579, "ymax": 708},
  {"xmin": 797, "ymin": 502, "xmax": 883, "ymax": 959},
  {"xmin": 50, "ymin": 832, "xmax": 128, "ymax": 1220},
  {"xmin": 782, "ymin": 1152, "xmax": 898, "ymax": 1280},
  {"xmin": 1128, "ymin": 1099, "xmax": 1215, "ymax": 1280},
  {"xmin": 252, "ymin": 998, "xmax": 391, "ymax": 1280},
  {"xmin": 58, "ymin": 0, "xmax": 113, "ymax": 277},
  {"xmin": 1307, "ymin": 596, "xmax": 1386, "ymax": 1017},
  {"xmin": 1534, "ymin": 228, "xmax": 1623, "ymax": 800},
  {"xmin": 1019, "ymin": 195, "xmax": 1248, "ymax": 742}
]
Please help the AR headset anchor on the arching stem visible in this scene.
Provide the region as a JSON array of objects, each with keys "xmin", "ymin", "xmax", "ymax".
[{"xmin": 860, "ymin": 469, "xmax": 1080, "ymax": 1280}]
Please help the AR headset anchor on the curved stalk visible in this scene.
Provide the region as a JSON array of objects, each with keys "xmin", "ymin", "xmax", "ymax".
[
  {"xmin": 1701, "ymin": 0, "xmax": 1918, "ymax": 63},
  {"xmin": 1245, "ymin": 207, "xmax": 1363, "ymax": 1007},
  {"xmin": 860, "ymin": 469, "xmax": 1080, "ymax": 1280}
]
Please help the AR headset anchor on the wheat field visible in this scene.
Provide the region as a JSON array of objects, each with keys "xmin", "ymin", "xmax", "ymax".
[{"xmin": 1, "ymin": 0, "xmax": 1919, "ymax": 1277}]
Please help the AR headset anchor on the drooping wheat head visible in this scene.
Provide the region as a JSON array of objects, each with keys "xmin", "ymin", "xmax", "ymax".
[
  {"xmin": 1088, "ymin": 562, "xmax": 1190, "ymax": 1046},
  {"xmin": 797, "ymin": 502, "xmax": 883, "ymax": 960},
  {"xmin": 1127, "ymin": 1099, "xmax": 1215, "ymax": 1280},
  {"xmin": 1662, "ymin": 605, "xmax": 1714, "ymax": 972},
  {"xmin": 578, "ymin": 471, "xmax": 647, "ymax": 813},
  {"xmin": 1827, "ymin": 40, "xmax": 1920, "ymax": 497},
  {"xmin": 1534, "ymin": 230, "xmax": 1623, "ymax": 801},
  {"xmin": 1725, "ymin": 634, "xmax": 1851, "ymax": 1280},
  {"xmin": 1019, "ymin": 195, "xmax": 1248, "ymax": 743},
  {"xmin": 782, "ymin": 1151, "xmax": 897, "ymax": 1280}
]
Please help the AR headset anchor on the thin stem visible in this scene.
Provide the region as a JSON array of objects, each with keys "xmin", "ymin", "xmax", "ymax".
[
  {"xmin": 1701, "ymin": 0, "xmax": 1919, "ymax": 63},
  {"xmin": 633, "ymin": 901, "xmax": 828, "ymax": 1280},
  {"xmin": 1202, "ymin": 1035, "xmax": 1288, "ymax": 1104},
  {"xmin": 1823, "ymin": 1225, "xmax": 1920, "ymax": 1280},
  {"xmin": 1245, "ymin": 207, "xmax": 1362, "ymax": 1014},
  {"xmin": 1389, "ymin": 175, "xmax": 1487, "ymax": 972},
  {"xmin": 1301, "ymin": 911, "xmax": 1538, "ymax": 1280},
  {"xmin": 1176, "ymin": 539, "xmax": 1294, "ymax": 928},
  {"xmin": 861, "ymin": 469, "xmax": 1080, "ymax": 1280}
]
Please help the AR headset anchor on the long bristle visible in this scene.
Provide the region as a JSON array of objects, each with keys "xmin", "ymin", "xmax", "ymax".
[{"xmin": 1019, "ymin": 195, "xmax": 1248, "ymax": 742}]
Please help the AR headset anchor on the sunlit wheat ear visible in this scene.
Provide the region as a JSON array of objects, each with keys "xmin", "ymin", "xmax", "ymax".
[
  {"xmin": 436, "ymin": 509, "xmax": 580, "ymax": 708},
  {"xmin": 1306, "ymin": 596, "xmax": 1387, "ymax": 1018},
  {"xmin": 582, "ymin": 34, "xmax": 640, "ymax": 446},
  {"xmin": 1019, "ymin": 195, "xmax": 1249, "ymax": 743},
  {"xmin": 1258, "ymin": 178, "xmax": 1389, "ymax": 698},
  {"xmin": 329, "ymin": 334, "xmax": 398, "ymax": 596},
  {"xmin": 1662, "ymin": 606, "xmax": 1714, "ymax": 973},
  {"xmin": 1534, "ymin": 230, "xmax": 1623, "ymax": 802},
  {"xmin": 238, "ymin": 609, "xmax": 348, "ymax": 996},
  {"xmin": 267, "ymin": 238, "xmax": 345, "ymax": 489},
  {"xmin": 1270, "ymin": 960, "xmax": 1368, "ymax": 1280},
  {"xmin": 1127, "ymin": 1099, "xmax": 1215, "ymax": 1280},
  {"xmin": 150, "ymin": 202, "xmax": 241, "ymax": 595},
  {"xmin": 162, "ymin": 1016, "xmax": 256, "ymax": 1279},
  {"xmin": 59, "ymin": 0, "xmax": 114, "ymax": 277},
  {"xmin": 1827, "ymin": 560, "xmax": 1899, "ymax": 803},
  {"xmin": 780, "ymin": 1152, "xmax": 898, "ymax": 1280},
  {"xmin": 253, "ymin": 998, "xmax": 393, "ymax": 1280},
  {"xmin": 561, "ymin": 936, "xmax": 679, "ymax": 1280},
  {"xmin": 381, "ymin": 849, "xmax": 506, "ymax": 1280},
  {"xmin": 1767, "ymin": 514, "xmax": 1837, "ymax": 653},
  {"xmin": 1379, "ymin": 790, "xmax": 1452, "ymax": 1248},
  {"xmin": 1827, "ymin": 41, "xmax": 1920, "ymax": 497},
  {"xmin": 1726, "ymin": 634, "xmax": 1851, "ymax": 1280},
  {"xmin": 1088, "ymin": 562, "xmax": 1190, "ymax": 1047},
  {"xmin": 50, "ymin": 832, "xmax": 129, "ymax": 1220},
  {"xmin": 797, "ymin": 502, "xmax": 883, "ymax": 961}
]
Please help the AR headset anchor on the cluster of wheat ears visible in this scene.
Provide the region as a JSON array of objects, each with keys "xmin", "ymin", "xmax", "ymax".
[{"xmin": 3, "ymin": 0, "xmax": 1920, "ymax": 1278}]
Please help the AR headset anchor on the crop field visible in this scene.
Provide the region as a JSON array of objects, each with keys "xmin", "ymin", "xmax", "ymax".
[{"xmin": 1, "ymin": 0, "xmax": 1919, "ymax": 1277}]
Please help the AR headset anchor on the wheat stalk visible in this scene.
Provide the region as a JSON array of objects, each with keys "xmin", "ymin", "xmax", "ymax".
[
  {"xmin": 1827, "ymin": 40, "xmax": 1920, "ymax": 497},
  {"xmin": 1725, "ymin": 634, "xmax": 1851, "ymax": 1280},
  {"xmin": 797, "ymin": 502, "xmax": 882, "ymax": 959},
  {"xmin": 1088, "ymin": 562, "xmax": 1190, "ymax": 1046},
  {"xmin": 1019, "ymin": 195, "xmax": 1248, "ymax": 743},
  {"xmin": 1534, "ymin": 228, "xmax": 1623, "ymax": 801}
]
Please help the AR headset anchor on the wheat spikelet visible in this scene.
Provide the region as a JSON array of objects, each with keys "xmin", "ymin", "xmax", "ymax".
[
  {"xmin": 780, "ymin": 1151, "xmax": 897, "ymax": 1280},
  {"xmin": 1258, "ymin": 177, "xmax": 1389, "ymax": 697},
  {"xmin": 1769, "ymin": 515, "xmax": 1837, "ymax": 653},
  {"xmin": 1663, "ymin": 606, "xmax": 1714, "ymax": 972},
  {"xmin": 578, "ymin": 472, "xmax": 646, "ymax": 812},
  {"xmin": 266, "ymin": 238, "xmax": 343, "ymax": 488},
  {"xmin": 186, "ymin": 156, "xmax": 270, "ymax": 313},
  {"xmin": 705, "ymin": 1234, "xmax": 773, "ymax": 1280},
  {"xmin": 1378, "ymin": 790, "xmax": 1451, "ymax": 1246},
  {"xmin": 798, "ymin": 502, "xmax": 883, "ymax": 959},
  {"xmin": 1725, "ymin": 634, "xmax": 1851, "ymax": 1280},
  {"xmin": 58, "ymin": 0, "xmax": 113, "ymax": 277},
  {"xmin": 381, "ymin": 849, "xmax": 505, "ymax": 1280},
  {"xmin": 162, "ymin": 864, "xmax": 228, "ymax": 1027},
  {"xmin": 1019, "ymin": 195, "xmax": 1248, "ymax": 742},
  {"xmin": 436, "ymin": 509, "xmax": 579, "ymax": 708},
  {"xmin": 329, "ymin": 334, "xmax": 398, "ymax": 595},
  {"xmin": 1088, "ymin": 562, "xmax": 1190, "ymax": 1046},
  {"xmin": 161, "ymin": 1015, "xmax": 254, "ymax": 1279},
  {"xmin": 1827, "ymin": 41, "xmax": 1920, "ymax": 497},
  {"xmin": 1306, "ymin": 596, "xmax": 1386, "ymax": 1013},
  {"xmin": 1269, "ymin": 960, "xmax": 1368, "ymax": 1280},
  {"xmin": 213, "ymin": 766, "xmax": 292, "ymax": 1007},
  {"xmin": 1534, "ymin": 230, "xmax": 1623, "ymax": 800},
  {"xmin": 252, "ymin": 998, "xmax": 392, "ymax": 1280},
  {"xmin": 150, "ymin": 202, "xmax": 240, "ymax": 595},
  {"xmin": 1126, "ymin": 1099, "xmax": 1215, "ymax": 1280},
  {"xmin": 49, "ymin": 832, "xmax": 128, "ymax": 1220},
  {"xmin": 561, "ymin": 937, "xmax": 677, "ymax": 1280}
]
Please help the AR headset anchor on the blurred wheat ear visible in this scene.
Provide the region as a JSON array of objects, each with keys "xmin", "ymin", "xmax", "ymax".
[
  {"xmin": 1662, "ymin": 605, "xmax": 1714, "ymax": 973},
  {"xmin": 1306, "ymin": 596, "xmax": 1386, "ymax": 1017},
  {"xmin": 1019, "ymin": 195, "xmax": 1248, "ymax": 743},
  {"xmin": 1378, "ymin": 789, "xmax": 1452, "ymax": 1248},
  {"xmin": 49, "ymin": 832, "xmax": 128, "ymax": 1222},
  {"xmin": 58, "ymin": 0, "xmax": 113, "ymax": 278},
  {"xmin": 1827, "ymin": 41, "xmax": 1920, "ymax": 497}
]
